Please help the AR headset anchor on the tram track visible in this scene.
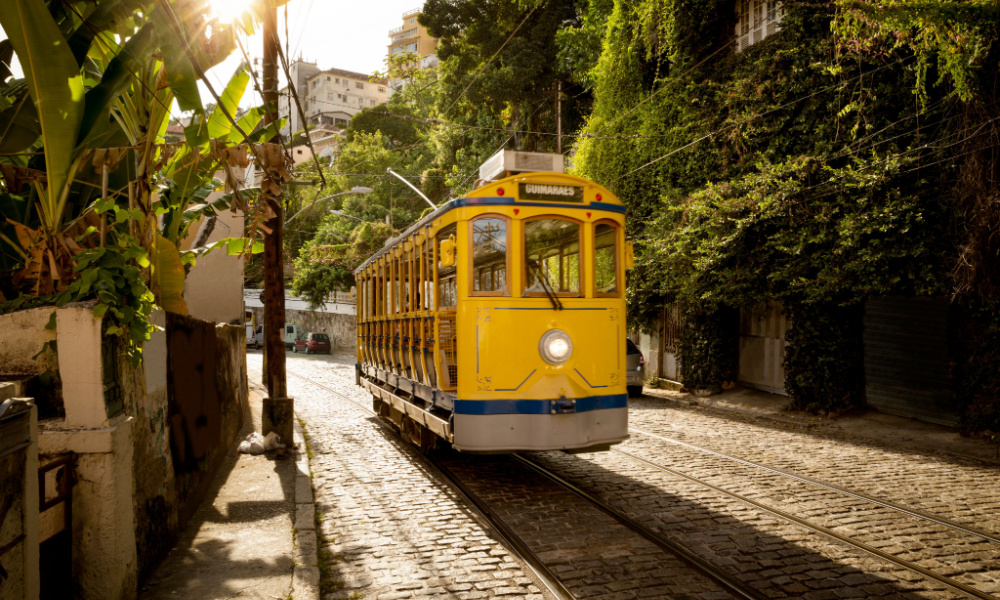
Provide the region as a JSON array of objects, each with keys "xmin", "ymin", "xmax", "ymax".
[
  {"xmin": 288, "ymin": 364, "xmax": 1000, "ymax": 599},
  {"xmin": 604, "ymin": 446, "xmax": 999, "ymax": 600},
  {"xmin": 286, "ymin": 369, "xmax": 576, "ymax": 600},
  {"xmin": 288, "ymin": 367, "xmax": 765, "ymax": 600},
  {"xmin": 629, "ymin": 426, "xmax": 1000, "ymax": 545}
]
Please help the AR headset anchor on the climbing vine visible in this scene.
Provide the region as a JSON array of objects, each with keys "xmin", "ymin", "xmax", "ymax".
[{"xmin": 568, "ymin": 0, "xmax": 1000, "ymax": 420}]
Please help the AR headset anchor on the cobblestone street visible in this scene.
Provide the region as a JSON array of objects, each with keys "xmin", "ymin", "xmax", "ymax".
[{"xmin": 248, "ymin": 351, "xmax": 1000, "ymax": 600}]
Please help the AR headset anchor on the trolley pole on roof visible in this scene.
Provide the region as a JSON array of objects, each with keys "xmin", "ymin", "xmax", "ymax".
[{"xmin": 260, "ymin": 2, "xmax": 294, "ymax": 445}]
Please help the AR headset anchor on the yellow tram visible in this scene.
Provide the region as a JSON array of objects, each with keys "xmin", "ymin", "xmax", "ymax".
[{"xmin": 354, "ymin": 172, "xmax": 632, "ymax": 453}]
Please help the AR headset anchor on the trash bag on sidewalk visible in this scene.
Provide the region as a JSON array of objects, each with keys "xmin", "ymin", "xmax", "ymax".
[
  {"xmin": 238, "ymin": 432, "xmax": 266, "ymax": 455},
  {"xmin": 237, "ymin": 431, "xmax": 285, "ymax": 454}
]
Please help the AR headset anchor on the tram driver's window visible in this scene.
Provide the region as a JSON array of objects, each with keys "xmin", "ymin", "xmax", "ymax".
[
  {"xmin": 594, "ymin": 222, "xmax": 619, "ymax": 295},
  {"xmin": 437, "ymin": 223, "xmax": 458, "ymax": 308},
  {"xmin": 524, "ymin": 219, "xmax": 580, "ymax": 295},
  {"xmin": 471, "ymin": 217, "xmax": 507, "ymax": 295}
]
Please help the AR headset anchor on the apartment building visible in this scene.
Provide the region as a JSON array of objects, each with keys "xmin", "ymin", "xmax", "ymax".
[
  {"xmin": 387, "ymin": 7, "xmax": 439, "ymax": 92},
  {"xmin": 279, "ymin": 61, "xmax": 388, "ymax": 136},
  {"xmin": 278, "ymin": 59, "xmax": 322, "ymax": 137}
]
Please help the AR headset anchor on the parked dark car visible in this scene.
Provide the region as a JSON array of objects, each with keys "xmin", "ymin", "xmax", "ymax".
[
  {"xmin": 292, "ymin": 332, "xmax": 332, "ymax": 354},
  {"xmin": 626, "ymin": 337, "xmax": 645, "ymax": 397}
]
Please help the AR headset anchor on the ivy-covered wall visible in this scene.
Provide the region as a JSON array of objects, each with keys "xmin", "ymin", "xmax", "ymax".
[{"xmin": 569, "ymin": 0, "xmax": 1000, "ymax": 428}]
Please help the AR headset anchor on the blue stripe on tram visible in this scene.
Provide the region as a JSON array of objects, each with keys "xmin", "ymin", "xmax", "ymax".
[{"xmin": 453, "ymin": 394, "xmax": 628, "ymax": 415}]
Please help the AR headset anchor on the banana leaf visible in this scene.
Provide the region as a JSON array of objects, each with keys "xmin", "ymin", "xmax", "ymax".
[
  {"xmin": 78, "ymin": 23, "xmax": 158, "ymax": 147},
  {"xmin": 0, "ymin": 0, "xmax": 85, "ymax": 231},
  {"xmin": 208, "ymin": 62, "xmax": 249, "ymax": 139}
]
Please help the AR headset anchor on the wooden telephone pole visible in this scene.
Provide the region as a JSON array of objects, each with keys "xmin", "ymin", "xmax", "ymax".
[
  {"xmin": 556, "ymin": 80, "xmax": 562, "ymax": 154},
  {"xmin": 260, "ymin": 2, "xmax": 293, "ymax": 444}
]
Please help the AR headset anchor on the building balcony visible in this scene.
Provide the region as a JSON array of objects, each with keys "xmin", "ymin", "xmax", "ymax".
[{"xmin": 402, "ymin": 8, "xmax": 420, "ymax": 17}]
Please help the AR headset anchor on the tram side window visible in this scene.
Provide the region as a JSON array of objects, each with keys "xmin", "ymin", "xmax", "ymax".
[
  {"xmin": 471, "ymin": 217, "xmax": 508, "ymax": 294},
  {"xmin": 437, "ymin": 223, "xmax": 458, "ymax": 308},
  {"xmin": 594, "ymin": 222, "xmax": 619, "ymax": 295},
  {"xmin": 524, "ymin": 219, "xmax": 580, "ymax": 295}
]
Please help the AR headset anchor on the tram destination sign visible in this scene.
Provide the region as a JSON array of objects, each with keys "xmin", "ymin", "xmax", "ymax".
[{"xmin": 518, "ymin": 183, "xmax": 585, "ymax": 203}]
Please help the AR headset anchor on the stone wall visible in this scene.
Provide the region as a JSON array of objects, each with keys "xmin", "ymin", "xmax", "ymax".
[
  {"xmin": 249, "ymin": 306, "xmax": 356, "ymax": 352},
  {"xmin": 130, "ymin": 311, "xmax": 176, "ymax": 580},
  {"xmin": 165, "ymin": 314, "xmax": 248, "ymax": 526},
  {"xmin": 0, "ymin": 305, "xmax": 249, "ymax": 599}
]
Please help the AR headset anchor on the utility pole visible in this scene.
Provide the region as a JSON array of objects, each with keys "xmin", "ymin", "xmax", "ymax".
[
  {"xmin": 260, "ymin": 2, "xmax": 293, "ymax": 444},
  {"xmin": 555, "ymin": 79, "xmax": 562, "ymax": 155}
]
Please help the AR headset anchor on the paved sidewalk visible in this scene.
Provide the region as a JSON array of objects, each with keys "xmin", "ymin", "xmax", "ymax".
[
  {"xmin": 642, "ymin": 384, "xmax": 1000, "ymax": 465},
  {"xmin": 139, "ymin": 383, "xmax": 318, "ymax": 600}
]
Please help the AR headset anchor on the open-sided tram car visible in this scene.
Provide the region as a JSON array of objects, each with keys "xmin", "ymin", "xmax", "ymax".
[{"xmin": 354, "ymin": 172, "xmax": 633, "ymax": 453}]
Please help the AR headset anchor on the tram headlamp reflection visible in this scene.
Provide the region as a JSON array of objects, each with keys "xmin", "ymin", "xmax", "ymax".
[{"xmin": 539, "ymin": 329, "xmax": 573, "ymax": 365}]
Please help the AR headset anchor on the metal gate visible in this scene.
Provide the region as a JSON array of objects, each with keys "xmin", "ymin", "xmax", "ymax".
[
  {"xmin": 658, "ymin": 307, "xmax": 682, "ymax": 381},
  {"xmin": 38, "ymin": 455, "xmax": 75, "ymax": 600},
  {"xmin": 863, "ymin": 297, "xmax": 957, "ymax": 427},
  {"xmin": 0, "ymin": 399, "xmax": 33, "ymax": 599},
  {"xmin": 738, "ymin": 302, "xmax": 788, "ymax": 396}
]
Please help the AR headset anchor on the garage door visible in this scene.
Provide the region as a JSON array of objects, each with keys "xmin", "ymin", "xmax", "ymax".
[
  {"xmin": 863, "ymin": 297, "xmax": 958, "ymax": 427},
  {"xmin": 738, "ymin": 302, "xmax": 788, "ymax": 396}
]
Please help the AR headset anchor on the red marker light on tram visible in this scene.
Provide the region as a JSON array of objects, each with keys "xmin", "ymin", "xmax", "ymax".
[
  {"xmin": 595, "ymin": 194, "xmax": 602, "ymax": 201},
  {"xmin": 497, "ymin": 187, "xmax": 505, "ymax": 196}
]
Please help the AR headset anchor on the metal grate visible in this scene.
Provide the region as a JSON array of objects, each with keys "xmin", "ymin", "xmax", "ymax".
[{"xmin": 438, "ymin": 310, "xmax": 458, "ymax": 390}]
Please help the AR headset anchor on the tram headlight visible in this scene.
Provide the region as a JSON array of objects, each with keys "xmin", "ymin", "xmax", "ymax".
[{"xmin": 539, "ymin": 329, "xmax": 573, "ymax": 365}]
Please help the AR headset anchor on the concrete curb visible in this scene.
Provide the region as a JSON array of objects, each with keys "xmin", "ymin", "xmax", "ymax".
[{"xmin": 292, "ymin": 416, "xmax": 320, "ymax": 600}]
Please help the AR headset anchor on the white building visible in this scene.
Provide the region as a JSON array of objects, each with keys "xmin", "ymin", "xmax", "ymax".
[
  {"xmin": 279, "ymin": 59, "xmax": 322, "ymax": 138},
  {"xmin": 289, "ymin": 125, "xmax": 345, "ymax": 166},
  {"xmin": 279, "ymin": 61, "xmax": 388, "ymax": 136}
]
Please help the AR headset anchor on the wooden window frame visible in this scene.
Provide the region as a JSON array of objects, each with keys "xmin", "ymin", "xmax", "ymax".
[
  {"xmin": 593, "ymin": 220, "xmax": 622, "ymax": 298},
  {"xmin": 468, "ymin": 214, "xmax": 511, "ymax": 297},
  {"xmin": 437, "ymin": 222, "xmax": 458, "ymax": 309},
  {"xmin": 521, "ymin": 215, "xmax": 585, "ymax": 298}
]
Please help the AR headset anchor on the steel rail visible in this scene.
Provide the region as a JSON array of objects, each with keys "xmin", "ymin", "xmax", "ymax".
[
  {"xmin": 612, "ymin": 447, "xmax": 999, "ymax": 600},
  {"xmin": 284, "ymin": 368, "xmax": 577, "ymax": 600},
  {"xmin": 512, "ymin": 454, "xmax": 765, "ymax": 600},
  {"xmin": 631, "ymin": 427, "xmax": 1000, "ymax": 546},
  {"xmin": 428, "ymin": 456, "xmax": 577, "ymax": 600}
]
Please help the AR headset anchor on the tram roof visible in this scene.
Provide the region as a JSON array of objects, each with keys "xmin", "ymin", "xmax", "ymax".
[{"xmin": 352, "ymin": 172, "xmax": 622, "ymax": 275}]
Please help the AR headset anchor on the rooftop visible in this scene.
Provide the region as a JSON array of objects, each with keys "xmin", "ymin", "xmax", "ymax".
[{"xmin": 307, "ymin": 67, "xmax": 388, "ymax": 85}]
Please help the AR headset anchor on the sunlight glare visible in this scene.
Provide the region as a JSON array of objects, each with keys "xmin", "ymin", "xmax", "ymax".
[{"xmin": 210, "ymin": 0, "xmax": 252, "ymax": 23}]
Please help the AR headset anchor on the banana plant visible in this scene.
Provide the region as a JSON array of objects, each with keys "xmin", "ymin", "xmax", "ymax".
[{"xmin": 0, "ymin": 0, "xmax": 247, "ymax": 307}]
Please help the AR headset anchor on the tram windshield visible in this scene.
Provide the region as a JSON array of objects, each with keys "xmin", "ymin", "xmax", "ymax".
[
  {"xmin": 524, "ymin": 218, "xmax": 580, "ymax": 295},
  {"xmin": 472, "ymin": 217, "xmax": 507, "ymax": 294}
]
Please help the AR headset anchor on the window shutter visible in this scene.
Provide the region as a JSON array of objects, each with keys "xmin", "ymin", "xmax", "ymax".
[{"xmin": 735, "ymin": 0, "xmax": 782, "ymax": 52}]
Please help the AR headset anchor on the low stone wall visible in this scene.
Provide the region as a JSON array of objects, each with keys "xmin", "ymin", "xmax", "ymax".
[
  {"xmin": 165, "ymin": 314, "xmax": 248, "ymax": 526},
  {"xmin": 0, "ymin": 304, "xmax": 249, "ymax": 599},
  {"xmin": 249, "ymin": 306, "xmax": 356, "ymax": 352}
]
